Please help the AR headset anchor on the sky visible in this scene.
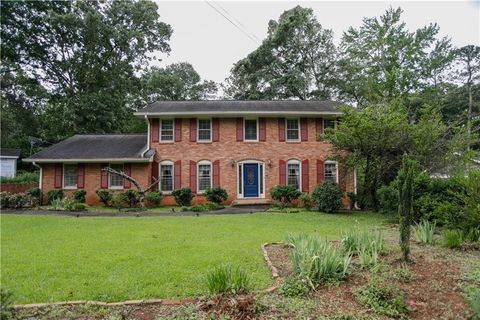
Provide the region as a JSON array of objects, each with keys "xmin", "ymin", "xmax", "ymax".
[{"xmin": 154, "ymin": 1, "xmax": 480, "ymax": 84}]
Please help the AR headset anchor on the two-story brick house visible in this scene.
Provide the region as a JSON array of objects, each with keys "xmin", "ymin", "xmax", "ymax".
[{"xmin": 25, "ymin": 100, "xmax": 355, "ymax": 205}]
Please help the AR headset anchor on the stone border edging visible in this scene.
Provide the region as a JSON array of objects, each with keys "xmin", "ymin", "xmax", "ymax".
[{"xmin": 261, "ymin": 242, "xmax": 288, "ymax": 293}]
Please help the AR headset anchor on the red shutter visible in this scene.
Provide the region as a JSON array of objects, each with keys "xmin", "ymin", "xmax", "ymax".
[
  {"xmin": 175, "ymin": 118, "xmax": 182, "ymax": 142},
  {"xmin": 151, "ymin": 161, "xmax": 159, "ymax": 180},
  {"xmin": 338, "ymin": 162, "xmax": 345, "ymax": 191},
  {"xmin": 317, "ymin": 160, "xmax": 324, "ymax": 184},
  {"xmin": 300, "ymin": 118, "xmax": 308, "ymax": 141},
  {"xmin": 174, "ymin": 160, "xmax": 181, "ymax": 189},
  {"xmin": 100, "ymin": 163, "xmax": 108, "ymax": 188},
  {"xmin": 77, "ymin": 164, "xmax": 85, "ymax": 188},
  {"xmin": 302, "ymin": 160, "xmax": 309, "ymax": 192},
  {"xmin": 190, "ymin": 118, "xmax": 197, "ymax": 142},
  {"xmin": 236, "ymin": 118, "xmax": 243, "ymax": 142},
  {"xmin": 123, "ymin": 163, "xmax": 131, "ymax": 189},
  {"xmin": 151, "ymin": 119, "xmax": 159, "ymax": 143},
  {"xmin": 279, "ymin": 160, "xmax": 286, "ymax": 185},
  {"xmin": 189, "ymin": 160, "xmax": 197, "ymax": 193},
  {"xmin": 316, "ymin": 118, "xmax": 323, "ymax": 141},
  {"xmin": 54, "ymin": 164, "xmax": 63, "ymax": 188},
  {"xmin": 213, "ymin": 160, "xmax": 220, "ymax": 187},
  {"xmin": 259, "ymin": 118, "xmax": 266, "ymax": 141},
  {"xmin": 278, "ymin": 118, "xmax": 285, "ymax": 142},
  {"xmin": 212, "ymin": 118, "xmax": 220, "ymax": 142}
]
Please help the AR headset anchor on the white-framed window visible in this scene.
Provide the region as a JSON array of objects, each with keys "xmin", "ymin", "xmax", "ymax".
[
  {"xmin": 324, "ymin": 160, "xmax": 338, "ymax": 183},
  {"xmin": 159, "ymin": 160, "xmax": 174, "ymax": 193},
  {"xmin": 286, "ymin": 159, "xmax": 301, "ymax": 190},
  {"xmin": 109, "ymin": 163, "xmax": 124, "ymax": 189},
  {"xmin": 286, "ymin": 119, "xmax": 300, "ymax": 141},
  {"xmin": 197, "ymin": 160, "xmax": 212, "ymax": 193},
  {"xmin": 63, "ymin": 164, "xmax": 77, "ymax": 189},
  {"xmin": 197, "ymin": 119, "xmax": 212, "ymax": 142},
  {"xmin": 160, "ymin": 119, "xmax": 174, "ymax": 142},
  {"xmin": 324, "ymin": 119, "xmax": 336, "ymax": 131},
  {"xmin": 244, "ymin": 118, "xmax": 258, "ymax": 141}
]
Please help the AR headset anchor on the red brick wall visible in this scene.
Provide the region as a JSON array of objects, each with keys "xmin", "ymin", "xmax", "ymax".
[{"xmin": 0, "ymin": 182, "xmax": 38, "ymax": 194}]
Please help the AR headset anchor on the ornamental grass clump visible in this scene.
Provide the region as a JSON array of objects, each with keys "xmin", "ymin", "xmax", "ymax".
[
  {"xmin": 284, "ymin": 232, "xmax": 352, "ymax": 288},
  {"xmin": 205, "ymin": 264, "xmax": 250, "ymax": 295},
  {"xmin": 413, "ymin": 219, "xmax": 436, "ymax": 245},
  {"xmin": 341, "ymin": 225, "xmax": 386, "ymax": 255}
]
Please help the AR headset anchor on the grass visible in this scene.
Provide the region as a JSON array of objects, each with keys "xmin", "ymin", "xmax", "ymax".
[
  {"xmin": 0, "ymin": 211, "xmax": 386, "ymax": 303},
  {"xmin": 38, "ymin": 205, "xmax": 178, "ymax": 213}
]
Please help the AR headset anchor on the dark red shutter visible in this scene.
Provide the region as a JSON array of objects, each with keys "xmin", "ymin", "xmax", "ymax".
[
  {"xmin": 279, "ymin": 160, "xmax": 286, "ymax": 184},
  {"xmin": 317, "ymin": 160, "xmax": 324, "ymax": 184},
  {"xmin": 174, "ymin": 160, "xmax": 181, "ymax": 189},
  {"xmin": 189, "ymin": 160, "xmax": 197, "ymax": 193},
  {"xmin": 302, "ymin": 160, "xmax": 309, "ymax": 192},
  {"xmin": 259, "ymin": 118, "xmax": 266, "ymax": 141},
  {"xmin": 151, "ymin": 161, "xmax": 159, "ymax": 180},
  {"xmin": 175, "ymin": 118, "xmax": 182, "ymax": 142},
  {"xmin": 100, "ymin": 163, "xmax": 108, "ymax": 188},
  {"xmin": 212, "ymin": 118, "xmax": 219, "ymax": 142},
  {"xmin": 316, "ymin": 118, "xmax": 323, "ymax": 141},
  {"xmin": 236, "ymin": 118, "xmax": 243, "ymax": 142},
  {"xmin": 151, "ymin": 119, "xmax": 159, "ymax": 143},
  {"xmin": 213, "ymin": 160, "xmax": 220, "ymax": 187},
  {"xmin": 278, "ymin": 118, "xmax": 285, "ymax": 142},
  {"xmin": 77, "ymin": 164, "xmax": 85, "ymax": 188},
  {"xmin": 54, "ymin": 164, "xmax": 63, "ymax": 188},
  {"xmin": 190, "ymin": 118, "xmax": 197, "ymax": 142},
  {"xmin": 300, "ymin": 118, "xmax": 308, "ymax": 141},
  {"xmin": 123, "ymin": 163, "xmax": 131, "ymax": 189}
]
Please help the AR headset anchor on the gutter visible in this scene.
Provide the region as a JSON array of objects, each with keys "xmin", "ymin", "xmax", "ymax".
[
  {"xmin": 141, "ymin": 114, "xmax": 150, "ymax": 158},
  {"xmin": 23, "ymin": 157, "xmax": 153, "ymax": 163},
  {"xmin": 133, "ymin": 111, "xmax": 343, "ymax": 117}
]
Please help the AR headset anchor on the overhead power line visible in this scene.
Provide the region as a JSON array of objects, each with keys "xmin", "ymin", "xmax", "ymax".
[{"xmin": 215, "ymin": 3, "xmax": 261, "ymax": 43}]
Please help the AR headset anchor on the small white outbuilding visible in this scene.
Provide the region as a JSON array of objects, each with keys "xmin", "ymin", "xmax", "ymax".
[{"xmin": 0, "ymin": 149, "xmax": 21, "ymax": 178}]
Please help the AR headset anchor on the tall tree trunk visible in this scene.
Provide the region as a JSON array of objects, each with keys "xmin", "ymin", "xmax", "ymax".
[{"xmin": 467, "ymin": 83, "xmax": 473, "ymax": 151}]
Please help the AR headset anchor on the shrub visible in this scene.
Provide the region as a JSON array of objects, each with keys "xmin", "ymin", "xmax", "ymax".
[
  {"xmin": 205, "ymin": 201, "xmax": 224, "ymax": 211},
  {"xmin": 205, "ymin": 264, "xmax": 250, "ymax": 295},
  {"xmin": 172, "ymin": 187, "xmax": 194, "ymax": 206},
  {"xmin": 377, "ymin": 183, "xmax": 398, "ymax": 214},
  {"xmin": 122, "ymin": 189, "xmax": 139, "ymax": 208},
  {"xmin": 341, "ymin": 226, "xmax": 386, "ymax": 255},
  {"xmin": 50, "ymin": 197, "xmax": 75, "ymax": 211},
  {"xmin": 413, "ymin": 219, "xmax": 436, "ymax": 245},
  {"xmin": 0, "ymin": 287, "xmax": 14, "ymax": 320},
  {"xmin": 346, "ymin": 192, "xmax": 356, "ymax": 210},
  {"xmin": 0, "ymin": 192, "xmax": 10, "ymax": 209},
  {"xmin": 354, "ymin": 278, "xmax": 408, "ymax": 317},
  {"xmin": 7, "ymin": 193, "xmax": 34, "ymax": 209},
  {"xmin": 394, "ymin": 264, "xmax": 412, "ymax": 283},
  {"xmin": 462, "ymin": 227, "xmax": 480, "ymax": 243},
  {"xmin": 204, "ymin": 187, "xmax": 228, "ymax": 204},
  {"xmin": 299, "ymin": 193, "xmax": 313, "ymax": 210},
  {"xmin": 74, "ymin": 203, "xmax": 87, "ymax": 211},
  {"xmin": 72, "ymin": 189, "xmax": 87, "ymax": 203},
  {"xmin": 311, "ymin": 182, "xmax": 343, "ymax": 213},
  {"xmin": 284, "ymin": 232, "xmax": 351, "ymax": 287},
  {"xmin": 189, "ymin": 204, "xmax": 207, "ymax": 212},
  {"xmin": 145, "ymin": 191, "xmax": 161, "ymax": 206},
  {"xmin": 443, "ymin": 229, "xmax": 462, "ymax": 249},
  {"xmin": 0, "ymin": 170, "xmax": 39, "ymax": 183},
  {"xmin": 96, "ymin": 189, "xmax": 112, "ymax": 206},
  {"xmin": 28, "ymin": 187, "xmax": 43, "ymax": 206},
  {"xmin": 112, "ymin": 193, "xmax": 127, "ymax": 209},
  {"xmin": 279, "ymin": 276, "xmax": 310, "ymax": 297},
  {"xmin": 47, "ymin": 189, "xmax": 64, "ymax": 204},
  {"xmin": 270, "ymin": 185, "xmax": 301, "ymax": 205}
]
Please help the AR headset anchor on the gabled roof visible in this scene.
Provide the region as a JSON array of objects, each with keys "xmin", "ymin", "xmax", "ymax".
[
  {"xmin": 24, "ymin": 134, "xmax": 154, "ymax": 163},
  {"xmin": 134, "ymin": 100, "xmax": 343, "ymax": 117},
  {"xmin": 0, "ymin": 148, "xmax": 21, "ymax": 158}
]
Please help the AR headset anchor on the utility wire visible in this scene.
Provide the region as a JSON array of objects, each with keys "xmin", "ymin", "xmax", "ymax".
[
  {"xmin": 215, "ymin": 2, "xmax": 262, "ymax": 42},
  {"xmin": 205, "ymin": 1, "xmax": 260, "ymax": 44}
]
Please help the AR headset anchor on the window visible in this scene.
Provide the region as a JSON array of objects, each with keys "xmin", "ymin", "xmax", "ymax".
[
  {"xmin": 197, "ymin": 160, "xmax": 212, "ymax": 192},
  {"xmin": 324, "ymin": 119, "xmax": 336, "ymax": 131},
  {"xmin": 160, "ymin": 119, "xmax": 174, "ymax": 141},
  {"xmin": 159, "ymin": 161, "xmax": 174, "ymax": 192},
  {"xmin": 286, "ymin": 119, "xmax": 300, "ymax": 141},
  {"xmin": 63, "ymin": 164, "xmax": 77, "ymax": 188},
  {"xmin": 324, "ymin": 161, "xmax": 338, "ymax": 183},
  {"xmin": 197, "ymin": 119, "xmax": 211, "ymax": 141},
  {"xmin": 109, "ymin": 163, "xmax": 124, "ymax": 188},
  {"xmin": 244, "ymin": 119, "xmax": 258, "ymax": 141},
  {"xmin": 287, "ymin": 160, "xmax": 301, "ymax": 190}
]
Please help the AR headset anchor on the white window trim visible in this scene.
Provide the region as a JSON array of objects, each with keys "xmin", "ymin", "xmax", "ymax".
[
  {"xmin": 197, "ymin": 118, "xmax": 212, "ymax": 143},
  {"xmin": 324, "ymin": 160, "xmax": 339, "ymax": 183},
  {"xmin": 285, "ymin": 118, "xmax": 301, "ymax": 142},
  {"xmin": 62, "ymin": 163, "xmax": 78, "ymax": 189},
  {"xmin": 236, "ymin": 160, "xmax": 266, "ymax": 199},
  {"xmin": 159, "ymin": 119, "xmax": 175, "ymax": 143},
  {"xmin": 244, "ymin": 118, "xmax": 259, "ymax": 142},
  {"xmin": 286, "ymin": 159, "xmax": 302, "ymax": 191},
  {"xmin": 108, "ymin": 163, "xmax": 124, "ymax": 190},
  {"xmin": 159, "ymin": 160, "xmax": 174, "ymax": 194},
  {"xmin": 197, "ymin": 160, "xmax": 212, "ymax": 193}
]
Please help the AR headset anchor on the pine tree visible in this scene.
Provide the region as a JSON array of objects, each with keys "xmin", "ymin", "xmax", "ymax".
[{"xmin": 397, "ymin": 154, "xmax": 416, "ymax": 262}]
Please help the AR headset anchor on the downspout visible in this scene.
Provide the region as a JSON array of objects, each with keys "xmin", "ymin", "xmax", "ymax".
[
  {"xmin": 32, "ymin": 161, "xmax": 42, "ymax": 190},
  {"xmin": 141, "ymin": 115, "xmax": 150, "ymax": 158}
]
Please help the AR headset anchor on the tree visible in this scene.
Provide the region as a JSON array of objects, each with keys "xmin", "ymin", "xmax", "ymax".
[
  {"xmin": 397, "ymin": 154, "xmax": 416, "ymax": 262},
  {"xmin": 225, "ymin": 6, "xmax": 337, "ymax": 100}
]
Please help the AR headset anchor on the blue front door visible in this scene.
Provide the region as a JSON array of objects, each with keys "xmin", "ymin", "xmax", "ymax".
[{"xmin": 243, "ymin": 163, "xmax": 259, "ymax": 197}]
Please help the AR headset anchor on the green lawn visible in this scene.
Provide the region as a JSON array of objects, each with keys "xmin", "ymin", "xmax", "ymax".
[{"xmin": 1, "ymin": 211, "xmax": 386, "ymax": 304}]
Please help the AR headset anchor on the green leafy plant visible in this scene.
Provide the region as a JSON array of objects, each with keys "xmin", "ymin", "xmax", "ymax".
[
  {"xmin": 341, "ymin": 226, "xmax": 386, "ymax": 255},
  {"xmin": 47, "ymin": 189, "xmax": 64, "ymax": 204},
  {"xmin": 0, "ymin": 287, "xmax": 14, "ymax": 320},
  {"xmin": 354, "ymin": 278, "xmax": 408, "ymax": 317},
  {"xmin": 414, "ymin": 219, "xmax": 436, "ymax": 245},
  {"xmin": 279, "ymin": 276, "xmax": 310, "ymax": 297},
  {"xmin": 0, "ymin": 192, "xmax": 10, "ymax": 209},
  {"xmin": 205, "ymin": 264, "xmax": 250, "ymax": 295},
  {"xmin": 3, "ymin": 192, "xmax": 34, "ymax": 209},
  {"xmin": 394, "ymin": 264, "xmax": 412, "ymax": 283},
  {"xmin": 204, "ymin": 187, "xmax": 228, "ymax": 204},
  {"xmin": 72, "ymin": 189, "xmax": 87, "ymax": 203},
  {"xmin": 299, "ymin": 193, "xmax": 313, "ymax": 210},
  {"xmin": 346, "ymin": 191, "xmax": 356, "ymax": 210},
  {"xmin": 311, "ymin": 181, "xmax": 343, "ymax": 213},
  {"xmin": 122, "ymin": 189, "xmax": 139, "ymax": 208},
  {"xmin": 189, "ymin": 204, "xmax": 207, "ymax": 212},
  {"xmin": 0, "ymin": 170, "xmax": 39, "ymax": 183},
  {"xmin": 357, "ymin": 244, "xmax": 380, "ymax": 271},
  {"xmin": 112, "ymin": 193, "xmax": 127, "ymax": 209},
  {"xmin": 443, "ymin": 229, "xmax": 462, "ymax": 249},
  {"xmin": 28, "ymin": 187, "xmax": 43, "ymax": 206},
  {"xmin": 270, "ymin": 185, "xmax": 301, "ymax": 206},
  {"xmin": 145, "ymin": 191, "xmax": 161, "ymax": 206},
  {"xmin": 172, "ymin": 187, "xmax": 194, "ymax": 206},
  {"xmin": 468, "ymin": 288, "xmax": 480, "ymax": 320},
  {"xmin": 73, "ymin": 203, "xmax": 87, "ymax": 211},
  {"xmin": 204, "ymin": 201, "xmax": 224, "ymax": 211},
  {"xmin": 50, "ymin": 197, "xmax": 75, "ymax": 211},
  {"xmin": 96, "ymin": 189, "xmax": 112, "ymax": 207}
]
